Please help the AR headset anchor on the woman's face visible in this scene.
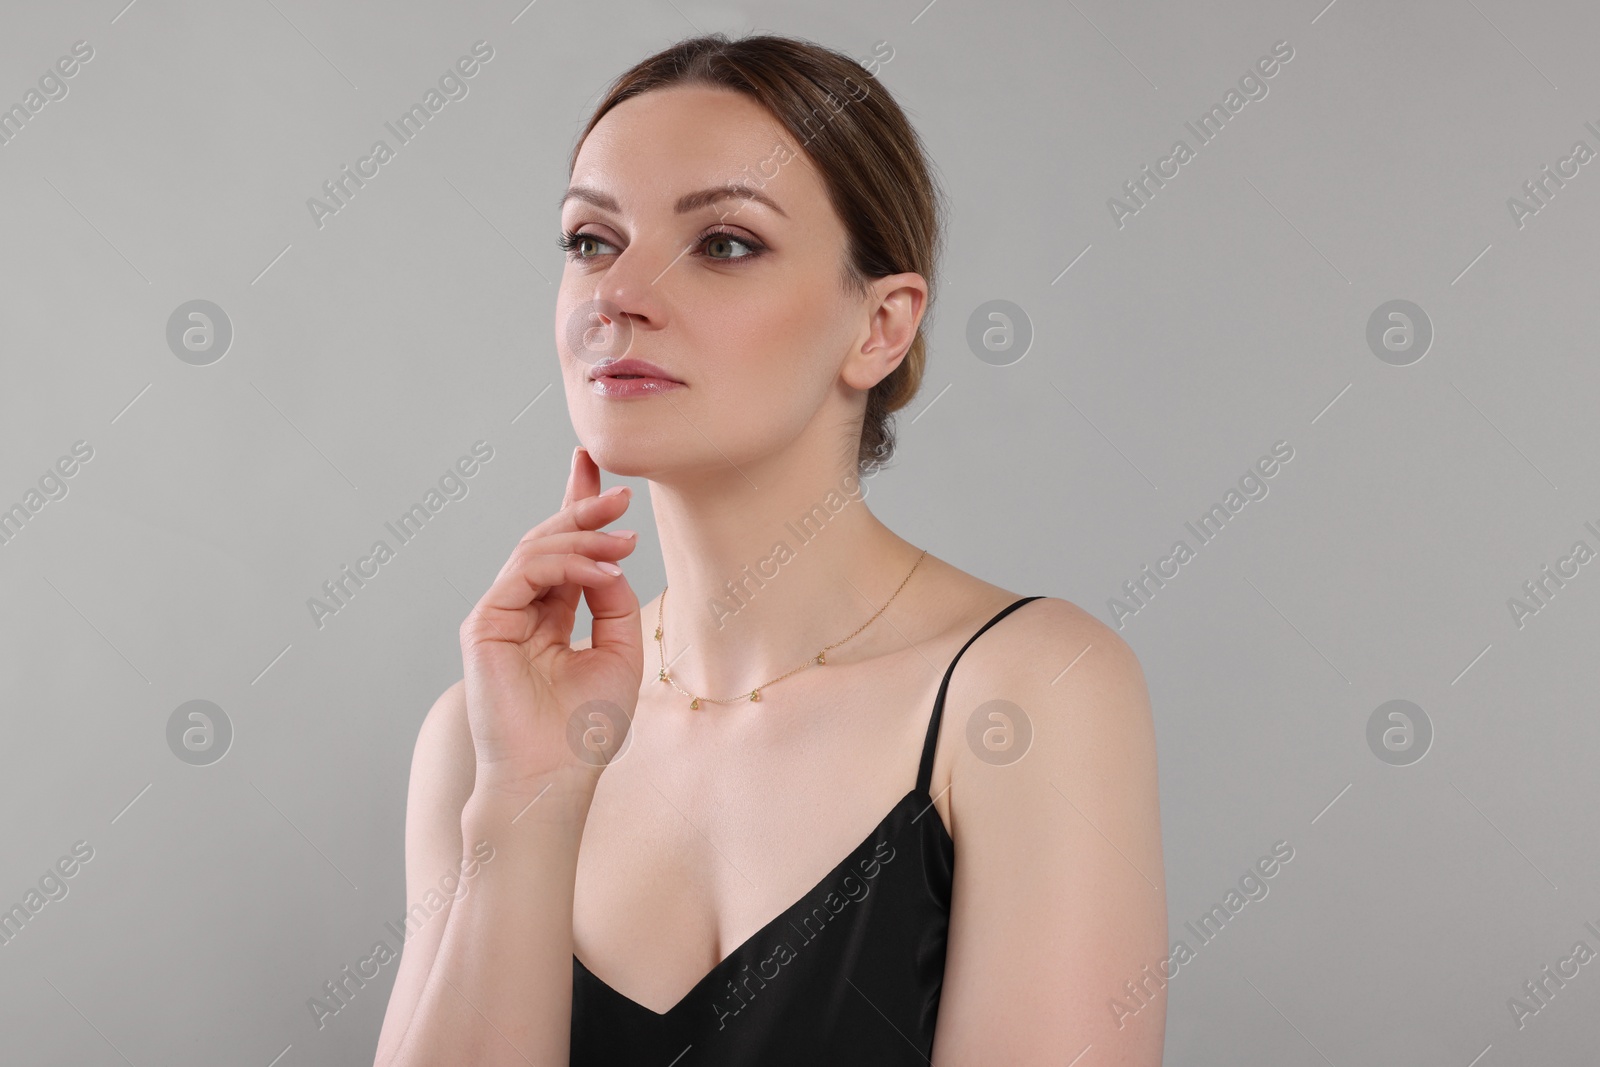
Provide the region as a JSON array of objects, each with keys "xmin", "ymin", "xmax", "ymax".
[{"xmin": 556, "ymin": 84, "xmax": 884, "ymax": 481}]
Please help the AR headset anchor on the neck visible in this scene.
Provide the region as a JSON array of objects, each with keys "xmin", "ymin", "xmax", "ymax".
[{"xmin": 647, "ymin": 448, "xmax": 921, "ymax": 700}]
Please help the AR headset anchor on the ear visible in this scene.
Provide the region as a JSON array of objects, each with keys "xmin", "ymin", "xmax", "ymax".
[{"xmin": 841, "ymin": 272, "xmax": 928, "ymax": 391}]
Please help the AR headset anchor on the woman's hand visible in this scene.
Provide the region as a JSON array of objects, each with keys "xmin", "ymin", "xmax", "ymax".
[{"xmin": 459, "ymin": 446, "xmax": 642, "ymax": 802}]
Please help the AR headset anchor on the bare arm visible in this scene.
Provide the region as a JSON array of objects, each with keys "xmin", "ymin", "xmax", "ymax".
[
  {"xmin": 930, "ymin": 599, "xmax": 1168, "ymax": 1066},
  {"xmin": 373, "ymin": 443, "xmax": 639, "ymax": 1065},
  {"xmin": 370, "ymin": 679, "xmax": 476, "ymax": 1066},
  {"xmin": 374, "ymin": 657, "xmax": 605, "ymax": 1066},
  {"xmin": 389, "ymin": 770, "xmax": 597, "ymax": 1066}
]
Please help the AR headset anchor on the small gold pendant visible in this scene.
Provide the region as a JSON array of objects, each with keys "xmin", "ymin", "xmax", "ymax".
[
  {"xmin": 750, "ymin": 690, "xmax": 761, "ymax": 702},
  {"xmin": 689, "ymin": 697, "xmax": 700, "ymax": 709},
  {"xmin": 658, "ymin": 668, "xmax": 667, "ymax": 682},
  {"xmin": 654, "ymin": 627, "xmax": 662, "ymax": 641},
  {"xmin": 816, "ymin": 650, "xmax": 826, "ymax": 665}
]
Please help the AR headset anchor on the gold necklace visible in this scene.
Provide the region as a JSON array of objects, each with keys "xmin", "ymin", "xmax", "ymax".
[{"xmin": 655, "ymin": 548, "xmax": 928, "ymax": 709}]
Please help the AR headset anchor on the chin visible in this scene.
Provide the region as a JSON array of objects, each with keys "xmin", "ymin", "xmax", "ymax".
[
  {"xmin": 577, "ymin": 434, "xmax": 669, "ymax": 479},
  {"xmin": 591, "ymin": 453, "xmax": 661, "ymax": 479}
]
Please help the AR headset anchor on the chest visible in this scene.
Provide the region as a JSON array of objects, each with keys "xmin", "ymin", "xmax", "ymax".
[{"xmin": 570, "ymin": 657, "xmax": 952, "ymax": 1014}]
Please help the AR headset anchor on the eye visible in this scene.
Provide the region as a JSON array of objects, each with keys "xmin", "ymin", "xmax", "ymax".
[
  {"xmin": 556, "ymin": 229, "xmax": 615, "ymax": 259},
  {"xmin": 696, "ymin": 229, "xmax": 765, "ymax": 261},
  {"xmin": 556, "ymin": 228, "xmax": 766, "ymax": 263}
]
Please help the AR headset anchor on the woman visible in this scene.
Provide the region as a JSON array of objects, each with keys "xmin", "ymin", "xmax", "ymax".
[{"xmin": 374, "ymin": 32, "xmax": 1166, "ymax": 1067}]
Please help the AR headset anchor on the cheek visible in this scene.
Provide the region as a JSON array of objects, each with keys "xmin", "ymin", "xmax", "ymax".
[
  {"xmin": 689, "ymin": 311, "xmax": 838, "ymax": 445},
  {"xmin": 695, "ymin": 286, "xmax": 838, "ymax": 383},
  {"xmin": 554, "ymin": 294, "xmax": 601, "ymax": 422},
  {"xmin": 553, "ymin": 291, "xmax": 617, "ymax": 380},
  {"xmin": 552, "ymin": 288, "xmax": 577, "ymax": 364},
  {"xmin": 554, "ymin": 286, "xmax": 596, "ymax": 361}
]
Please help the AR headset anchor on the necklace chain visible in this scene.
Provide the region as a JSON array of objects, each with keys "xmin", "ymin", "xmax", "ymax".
[{"xmin": 655, "ymin": 548, "xmax": 928, "ymax": 709}]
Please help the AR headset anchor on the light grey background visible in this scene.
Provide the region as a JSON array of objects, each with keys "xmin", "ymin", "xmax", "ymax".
[{"xmin": 2, "ymin": 0, "xmax": 1597, "ymax": 1064}]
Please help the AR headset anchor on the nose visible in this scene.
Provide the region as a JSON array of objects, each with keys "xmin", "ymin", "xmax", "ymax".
[
  {"xmin": 590, "ymin": 239, "xmax": 670, "ymax": 333},
  {"xmin": 571, "ymin": 241, "xmax": 674, "ymax": 366}
]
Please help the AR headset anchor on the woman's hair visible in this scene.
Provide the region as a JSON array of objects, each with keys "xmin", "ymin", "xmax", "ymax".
[{"xmin": 568, "ymin": 32, "xmax": 946, "ymax": 478}]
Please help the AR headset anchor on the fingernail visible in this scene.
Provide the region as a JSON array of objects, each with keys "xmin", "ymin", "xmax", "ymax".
[
  {"xmin": 602, "ymin": 485, "xmax": 629, "ymax": 497},
  {"xmin": 606, "ymin": 529, "xmax": 637, "ymax": 539},
  {"xmin": 571, "ymin": 446, "xmax": 580, "ymax": 472},
  {"xmin": 596, "ymin": 561, "xmax": 623, "ymax": 576}
]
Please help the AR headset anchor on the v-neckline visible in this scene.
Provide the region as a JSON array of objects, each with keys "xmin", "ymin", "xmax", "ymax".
[{"xmin": 573, "ymin": 785, "xmax": 950, "ymax": 1018}]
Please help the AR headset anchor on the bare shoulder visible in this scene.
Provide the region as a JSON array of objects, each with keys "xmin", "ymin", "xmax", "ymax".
[
  {"xmin": 947, "ymin": 587, "xmax": 1148, "ymax": 710},
  {"xmin": 932, "ymin": 584, "xmax": 1156, "ymax": 810},
  {"xmin": 914, "ymin": 553, "xmax": 1144, "ymax": 682},
  {"xmin": 929, "ymin": 589, "xmax": 1166, "ymax": 1061}
]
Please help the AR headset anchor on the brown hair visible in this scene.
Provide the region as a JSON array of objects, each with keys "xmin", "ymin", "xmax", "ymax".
[{"xmin": 567, "ymin": 32, "xmax": 945, "ymax": 478}]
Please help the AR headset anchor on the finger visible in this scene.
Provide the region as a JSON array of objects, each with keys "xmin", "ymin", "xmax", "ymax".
[
  {"xmin": 506, "ymin": 490, "xmax": 632, "ymax": 584},
  {"xmin": 561, "ymin": 445, "xmax": 602, "ymax": 510},
  {"xmin": 580, "ymin": 551, "xmax": 641, "ymax": 664},
  {"xmin": 559, "ymin": 445, "xmax": 580, "ymax": 510},
  {"xmin": 531, "ymin": 446, "xmax": 580, "ymax": 623},
  {"xmin": 575, "ymin": 446, "xmax": 602, "ymax": 501},
  {"xmin": 495, "ymin": 496, "xmax": 633, "ymax": 587},
  {"xmin": 553, "ymin": 464, "xmax": 641, "ymax": 662},
  {"xmin": 465, "ymin": 551, "xmax": 627, "ymax": 645},
  {"xmin": 511, "ymin": 528, "xmax": 639, "ymax": 565},
  {"xmin": 512, "ymin": 449, "xmax": 627, "ymax": 626},
  {"xmin": 486, "ymin": 501, "xmax": 629, "ymax": 649}
]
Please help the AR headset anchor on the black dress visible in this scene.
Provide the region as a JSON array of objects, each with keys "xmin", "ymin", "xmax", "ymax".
[{"xmin": 571, "ymin": 596, "xmax": 1046, "ymax": 1065}]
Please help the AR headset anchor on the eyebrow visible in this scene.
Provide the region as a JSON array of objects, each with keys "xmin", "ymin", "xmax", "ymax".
[{"xmin": 557, "ymin": 183, "xmax": 788, "ymax": 219}]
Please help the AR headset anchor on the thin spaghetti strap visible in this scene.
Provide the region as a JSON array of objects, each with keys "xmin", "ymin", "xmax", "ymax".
[{"xmin": 916, "ymin": 595, "xmax": 1048, "ymax": 797}]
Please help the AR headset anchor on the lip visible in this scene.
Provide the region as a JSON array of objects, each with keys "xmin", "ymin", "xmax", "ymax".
[
  {"xmin": 589, "ymin": 375, "xmax": 686, "ymax": 399},
  {"xmin": 587, "ymin": 358, "xmax": 684, "ymax": 384}
]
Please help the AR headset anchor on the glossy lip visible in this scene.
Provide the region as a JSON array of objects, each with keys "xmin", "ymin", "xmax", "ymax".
[
  {"xmin": 589, "ymin": 375, "xmax": 686, "ymax": 399},
  {"xmin": 587, "ymin": 358, "xmax": 684, "ymax": 384}
]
